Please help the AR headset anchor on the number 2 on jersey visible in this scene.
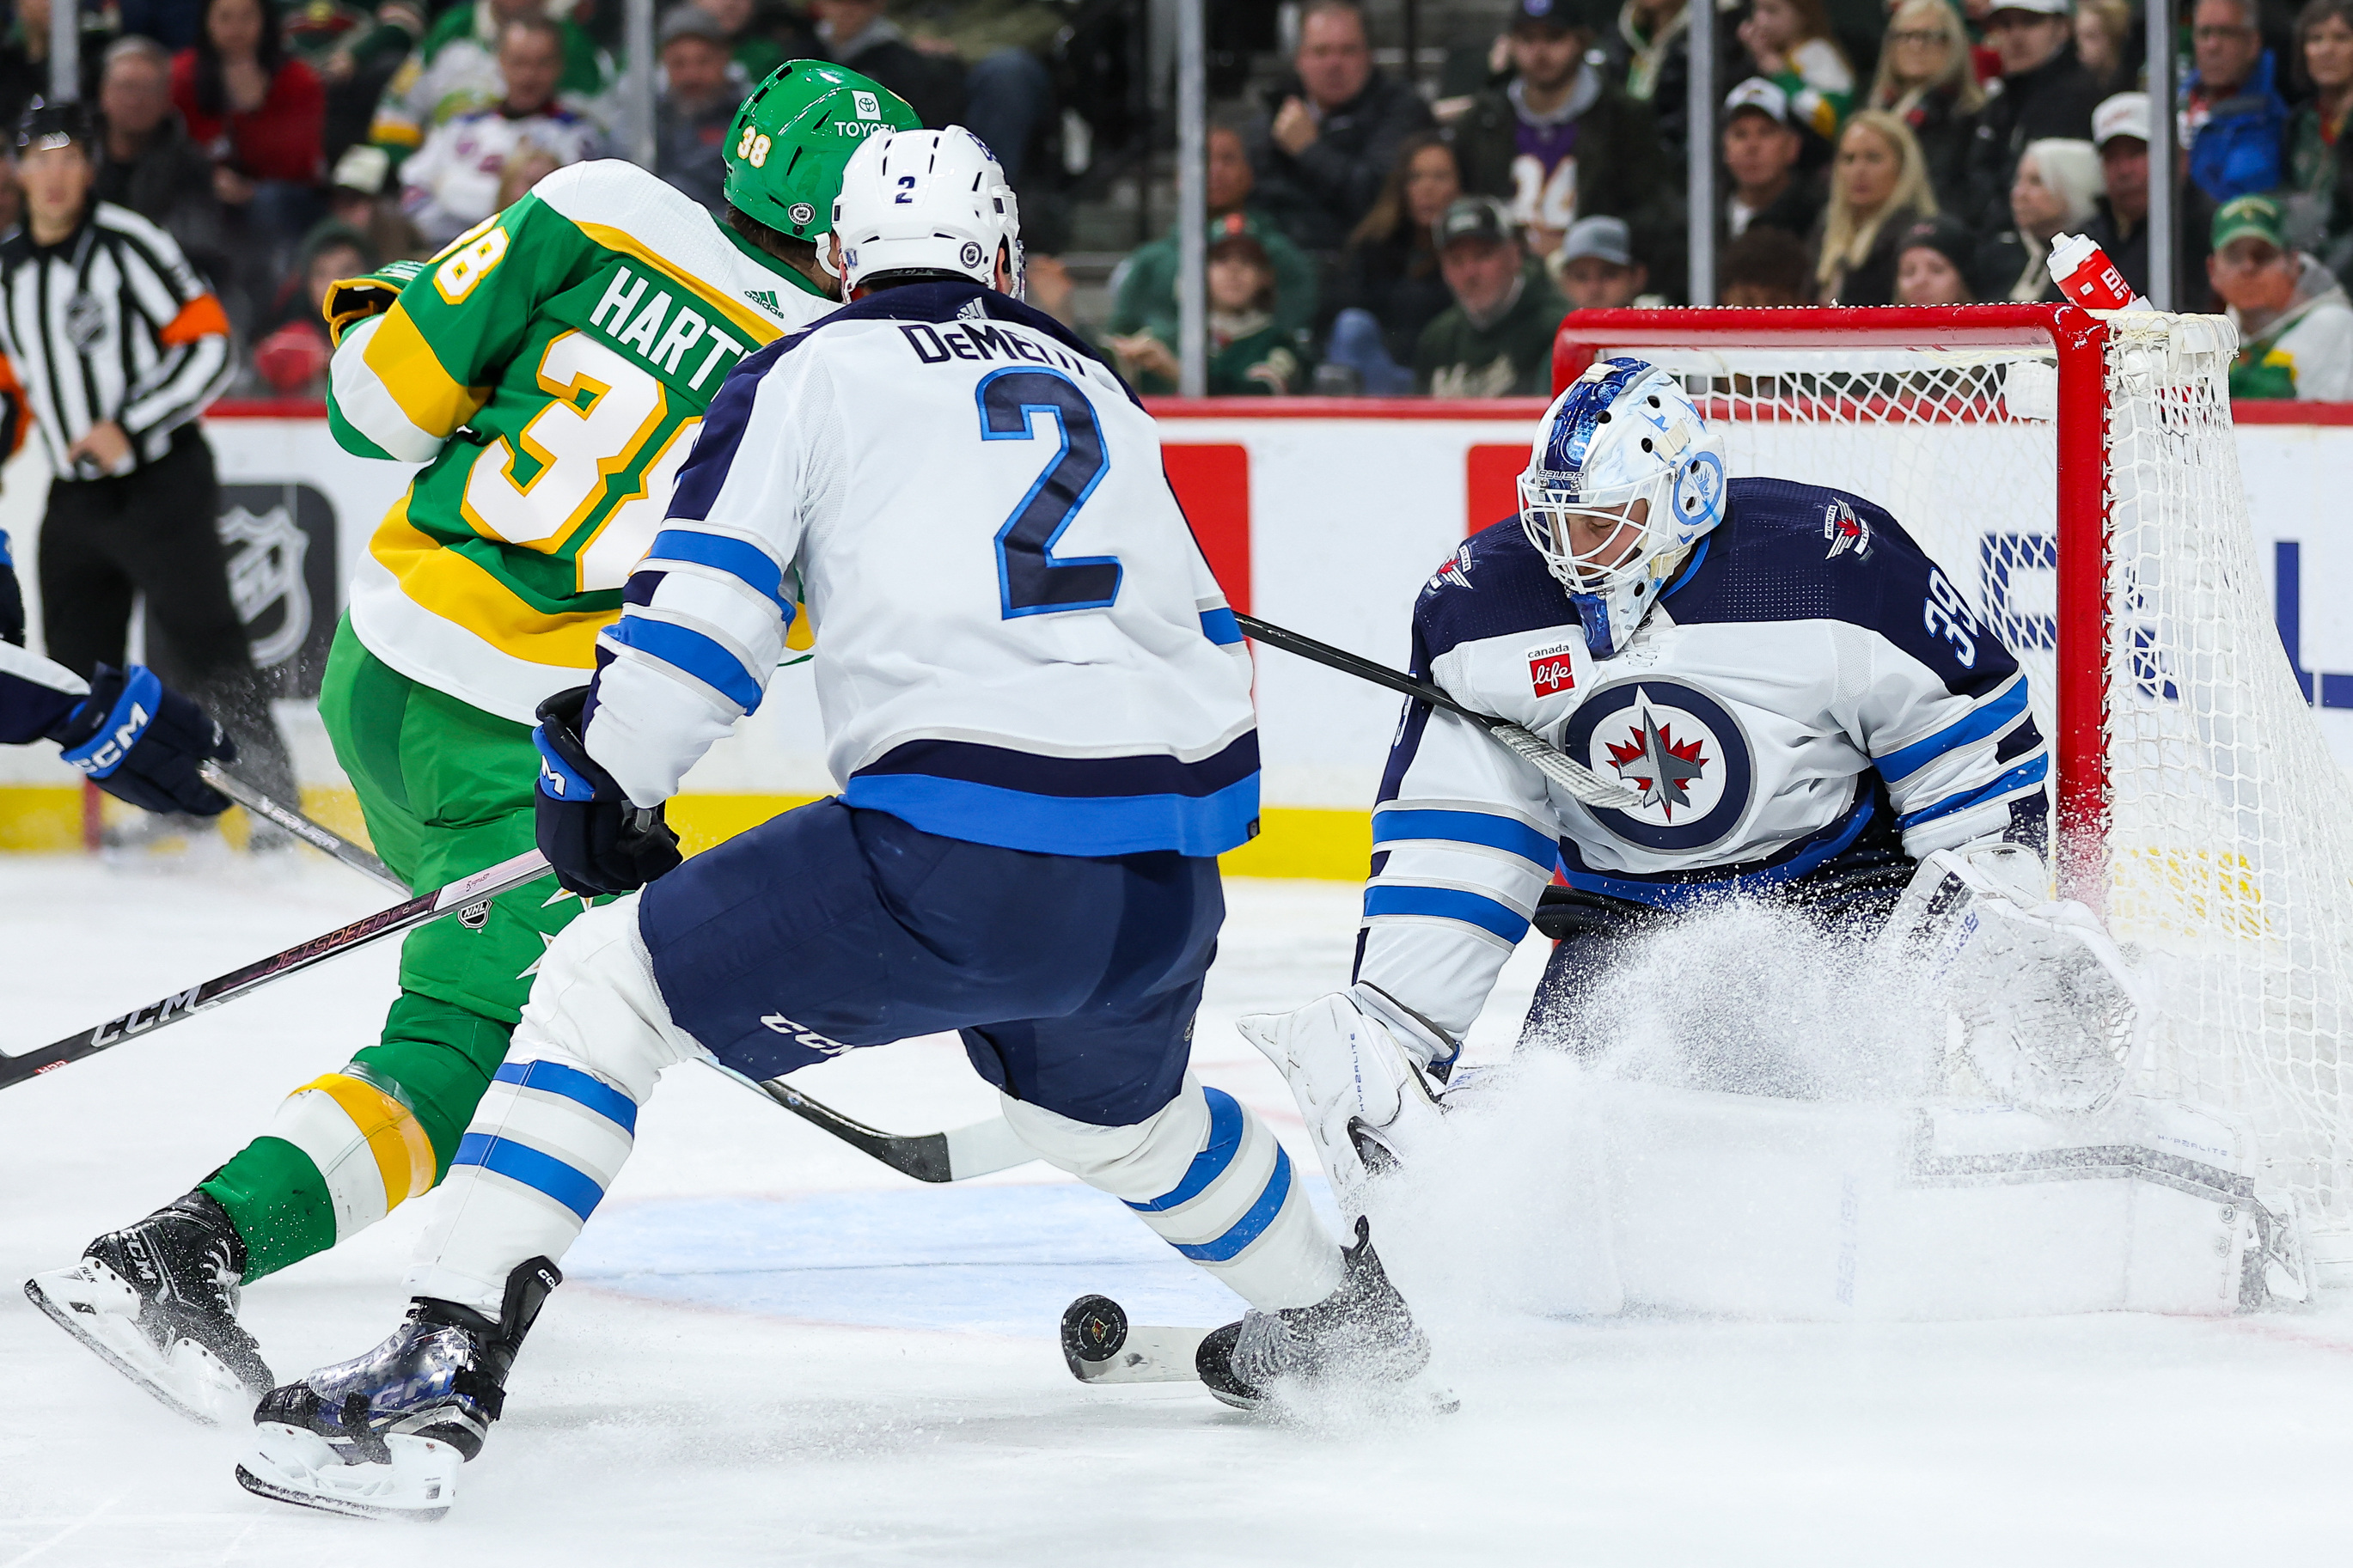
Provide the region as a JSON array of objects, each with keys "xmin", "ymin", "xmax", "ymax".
[{"xmin": 977, "ymin": 368, "xmax": 1122, "ymax": 617}]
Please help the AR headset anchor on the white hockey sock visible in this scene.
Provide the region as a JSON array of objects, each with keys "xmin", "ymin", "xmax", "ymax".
[
  {"xmin": 405, "ymin": 897, "xmax": 704, "ymax": 1318},
  {"xmin": 1003, "ymin": 1077, "xmax": 1348, "ymax": 1312}
]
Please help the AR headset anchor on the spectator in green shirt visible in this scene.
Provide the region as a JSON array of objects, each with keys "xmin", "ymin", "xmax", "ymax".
[
  {"xmin": 1109, "ymin": 123, "xmax": 1318, "ymax": 345},
  {"xmin": 1416, "ymin": 195, "xmax": 1570, "ymax": 397}
]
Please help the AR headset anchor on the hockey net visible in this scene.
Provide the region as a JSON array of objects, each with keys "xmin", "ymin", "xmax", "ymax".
[{"xmin": 1554, "ymin": 306, "xmax": 2353, "ymax": 1238}]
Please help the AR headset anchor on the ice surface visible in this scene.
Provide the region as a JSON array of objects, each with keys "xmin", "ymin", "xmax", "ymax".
[{"xmin": 4, "ymin": 855, "xmax": 2353, "ymax": 1565}]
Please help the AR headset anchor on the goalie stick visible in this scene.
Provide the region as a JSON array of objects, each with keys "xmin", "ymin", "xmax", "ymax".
[
  {"xmin": 1232, "ymin": 613, "xmax": 1643, "ymax": 810},
  {"xmin": 19, "ymin": 772, "xmax": 1039, "ymax": 1182}
]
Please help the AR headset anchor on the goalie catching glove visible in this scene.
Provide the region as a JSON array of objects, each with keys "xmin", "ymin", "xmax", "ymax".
[
  {"xmin": 1237, "ymin": 985, "xmax": 1459, "ymax": 1198},
  {"xmin": 1891, "ymin": 842, "xmax": 2142, "ymax": 1113}
]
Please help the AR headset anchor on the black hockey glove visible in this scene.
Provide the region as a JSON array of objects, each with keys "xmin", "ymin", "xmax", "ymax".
[
  {"xmin": 533, "ymin": 685, "xmax": 682, "ymax": 896},
  {"xmin": 0, "ymin": 528, "xmax": 25, "ymax": 646},
  {"xmin": 47, "ymin": 663, "xmax": 236, "ymax": 816}
]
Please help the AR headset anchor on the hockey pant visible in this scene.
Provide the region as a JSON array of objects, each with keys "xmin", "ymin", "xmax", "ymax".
[
  {"xmin": 405, "ymin": 799, "xmax": 1348, "ymax": 1318},
  {"xmin": 1525, "ymin": 793, "xmax": 1916, "ymax": 1048},
  {"xmin": 198, "ymin": 619, "xmax": 593, "ymax": 1279}
]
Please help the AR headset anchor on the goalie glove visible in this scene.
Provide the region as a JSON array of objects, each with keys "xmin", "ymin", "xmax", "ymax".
[
  {"xmin": 1236, "ymin": 984, "xmax": 1458, "ymax": 1199},
  {"xmin": 1891, "ymin": 843, "xmax": 2141, "ymax": 1113}
]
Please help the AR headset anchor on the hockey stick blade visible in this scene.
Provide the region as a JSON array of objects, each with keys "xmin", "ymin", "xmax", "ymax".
[
  {"xmin": 1060, "ymin": 1295, "xmax": 1211, "ymax": 1385},
  {"xmin": 0, "ymin": 848, "xmax": 551, "ymax": 1091},
  {"xmin": 1232, "ymin": 613, "xmax": 1642, "ymax": 810},
  {"xmin": 199, "ymin": 762, "xmax": 406, "ymax": 892},
  {"xmin": 724, "ymin": 1069, "xmax": 1038, "ymax": 1182}
]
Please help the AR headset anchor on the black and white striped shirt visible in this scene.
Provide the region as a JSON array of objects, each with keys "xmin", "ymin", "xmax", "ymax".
[{"xmin": 0, "ymin": 202, "xmax": 232, "ymax": 479}]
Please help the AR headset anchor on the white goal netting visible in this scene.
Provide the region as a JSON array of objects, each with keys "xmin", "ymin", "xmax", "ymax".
[{"xmin": 1582, "ymin": 313, "xmax": 2353, "ymax": 1234}]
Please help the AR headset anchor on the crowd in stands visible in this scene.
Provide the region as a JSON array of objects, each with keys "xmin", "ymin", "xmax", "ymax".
[
  {"xmin": 1094, "ymin": 0, "xmax": 2353, "ymax": 400},
  {"xmin": 0, "ymin": 0, "xmax": 2341, "ymax": 405}
]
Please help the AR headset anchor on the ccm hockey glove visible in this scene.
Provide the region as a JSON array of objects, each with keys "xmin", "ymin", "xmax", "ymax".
[
  {"xmin": 48, "ymin": 663, "xmax": 236, "ymax": 816},
  {"xmin": 533, "ymin": 685, "xmax": 682, "ymax": 896}
]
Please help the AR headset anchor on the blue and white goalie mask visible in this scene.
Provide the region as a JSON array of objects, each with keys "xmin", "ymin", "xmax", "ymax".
[{"xmin": 1518, "ymin": 359, "xmax": 1727, "ymax": 658}]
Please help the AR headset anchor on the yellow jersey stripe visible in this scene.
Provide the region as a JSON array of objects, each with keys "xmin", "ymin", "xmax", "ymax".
[
  {"xmin": 570, "ymin": 220, "xmax": 785, "ymax": 346},
  {"xmin": 370, "ymin": 501, "xmax": 614, "ymax": 668},
  {"xmin": 364, "ymin": 303, "xmax": 492, "ymax": 438},
  {"xmin": 297, "ymin": 1072, "xmax": 438, "ymax": 1211}
]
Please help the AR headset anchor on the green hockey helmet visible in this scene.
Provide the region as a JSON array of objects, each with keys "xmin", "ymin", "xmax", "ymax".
[{"xmin": 723, "ymin": 62, "xmax": 920, "ymax": 242}]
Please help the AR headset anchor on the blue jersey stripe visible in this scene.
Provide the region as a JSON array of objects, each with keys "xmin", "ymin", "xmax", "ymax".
[
  {"xmin": 1361, "ymin": 883, "xmax": 1530, "ymax": 943},
  {"xmin": 605, "ymin": 615, "xmax": 766, "ymax": 712},
  {"xmin": 645, "ymin": 529, "xmax": 791, "ymax": 614},
  {"xmin": 1372, "ymin": 807, "xmax": 1556, "ymax": 869},
  {"xmin": 492, "ymin": 1059, "xmax": 639, "ymax": 1135},
  {"xmin": 842, "ymin": 770, "xmax": 1259, "ymax": 857},
  {"xmin": 1896, "ymin": 754, "xmax": 2050, "ymax": 832},
  {"xmin": 857, "ymin": 733, "xmax": 1258, "ymax": 800},
  {"xmin": 452, "ymin": 1132, "xmax": 605, "ymax": 1222},
  {"xmin": 1876, "ymin": 681, "xmax": 2032, "ymax": 782},
  {"xmin": 1126, "ymin": 1087, "xmax": 1244, "ymax": 1212},
  {"xmin": 1173, "ymin": 1146, "xmax": 1293, "ymax": 1261},
  {"xmin": 1199, "ymin": 606, "xmax": 1243, "ymax": 645},
  {"xmin": 1561, "ymin": 794, "xmax": 1878, "ymax": 907}
]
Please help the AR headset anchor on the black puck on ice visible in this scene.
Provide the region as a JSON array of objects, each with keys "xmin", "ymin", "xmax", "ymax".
[{"xmin": 1060, "ymin": 1295, "xmax": 1128, "ymax": 1365}]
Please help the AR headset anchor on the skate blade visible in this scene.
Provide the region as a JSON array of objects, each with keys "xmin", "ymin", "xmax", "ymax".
[
  {"xmin": 22, "ymin": 1266, "xmax": 256, "ymax": 1427},
  {"xmin": 236, "ymin": 1425, "xmax": 459, "ymax": 1522}
]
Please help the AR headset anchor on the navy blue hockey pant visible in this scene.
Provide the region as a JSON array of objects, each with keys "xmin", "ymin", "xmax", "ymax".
[{"xmin": 638, "ymin": 798, "xmax": 1224, "ymax": 1126}]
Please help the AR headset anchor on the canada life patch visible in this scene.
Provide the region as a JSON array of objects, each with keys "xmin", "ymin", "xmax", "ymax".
[
  {"xmin": 1526, "ymin": 641, "xmax": 1579, "ymax": 697},
  {"xmin": 1824, "ymin": 499, "xmax": 1871, "ymax": 559}
]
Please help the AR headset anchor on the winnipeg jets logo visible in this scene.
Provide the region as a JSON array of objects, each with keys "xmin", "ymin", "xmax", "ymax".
[
  {"xmin": 1604, "ymin": 705, "xmax": 1708, "ymax": 818},
  {"xmin": 1565, "ymin": 680, "xmax": 1753, "ymax": 852},
  {"xmin": 1824, "ymin": 499, "xmax": 1871, "ymax": 559}
]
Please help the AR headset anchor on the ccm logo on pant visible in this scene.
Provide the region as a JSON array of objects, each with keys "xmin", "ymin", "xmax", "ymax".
[{"xmin": 760, "ymin": 1014, "xmax": 852, "ymax": 1056}]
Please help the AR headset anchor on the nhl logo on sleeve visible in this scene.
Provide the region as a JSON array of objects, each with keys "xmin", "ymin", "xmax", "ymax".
[
  {"xmin": 1824, "ymin": 499, "xmax": 1871, "ymax": 559},
  {"xmin": 1526, "ymin": 641, "xmax": 1579, "ymax": 697}
]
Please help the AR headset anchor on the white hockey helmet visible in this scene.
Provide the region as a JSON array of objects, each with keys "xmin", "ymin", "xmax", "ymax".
[
  {"xmin": 830, "ymin": 125, "xmax": 1024, "ymax": 296},
  {"xmin": 1519, "ymin": 357, "xmax": 1728, "ymax": 658}
]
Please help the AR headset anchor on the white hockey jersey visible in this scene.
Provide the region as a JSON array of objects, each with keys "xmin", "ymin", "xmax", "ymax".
[
  {"xmin": 1359, "ymin": 479, "xmax": 2049, "ymax": 1037},
  {"xmin": 585, "ymin": 280, "xmax": 1259, "ymax": 859}
]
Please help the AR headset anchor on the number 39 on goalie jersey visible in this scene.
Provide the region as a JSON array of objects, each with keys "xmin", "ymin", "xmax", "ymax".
[
  {"xmin": 1360, "ymin": 477, "xmax": 2049, "ymax": 1037},
  {"xmin": 580, "ymin": 280, "xmax": 1259, "ymax": 858}
]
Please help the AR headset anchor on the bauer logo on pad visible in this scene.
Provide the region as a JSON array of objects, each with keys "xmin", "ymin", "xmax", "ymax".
[{"xmin": 1527, "ymin": 641, "xmax": 1580, "ymax": 697}]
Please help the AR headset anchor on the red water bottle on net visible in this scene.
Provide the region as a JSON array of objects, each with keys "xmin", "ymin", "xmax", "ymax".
[{"xmin": 2046, "ymin": 233, "xmax": 2153, "ymax": 312}]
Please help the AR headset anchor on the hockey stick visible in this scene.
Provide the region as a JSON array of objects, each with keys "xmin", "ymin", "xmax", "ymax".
[
  {"xmin": 1232, "ymin": 613, "xmax": 1643, "ymax": 810},
  {"xmin": 49, "ymin": 777, "xmax": 1039, "ymax": 1181},
  {"xmin": 0, "ymin": 846, "xmax": 549, "ymax": 1091},
  {"xmin": 200, "ymin": 763, "xmax": 400, "ymax": 889}
]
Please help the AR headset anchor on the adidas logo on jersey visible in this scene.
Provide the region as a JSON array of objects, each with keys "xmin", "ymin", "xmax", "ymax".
[{"xmin": 744, "ymin": 288, "xmax": 784, "ymax": 317}]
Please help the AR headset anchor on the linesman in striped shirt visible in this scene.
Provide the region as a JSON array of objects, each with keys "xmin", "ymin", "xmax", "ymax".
[{"xmin": 0, "ymin": 102, "xmax": 293, "ymax": 814}]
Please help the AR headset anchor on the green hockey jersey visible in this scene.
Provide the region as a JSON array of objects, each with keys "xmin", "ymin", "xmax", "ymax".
[{"xmin": 328, "ymin": 159, "xmax": 833, "ymax": 724}]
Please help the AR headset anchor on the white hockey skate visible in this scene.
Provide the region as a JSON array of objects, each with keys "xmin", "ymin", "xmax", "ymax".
[
  {"xmin": 1238, "ymin": 985, "xmax": 1453, "ymax": 1196},
  {"xmin": 23, "ymin": 1193, "xmax": 272, "ymax": 1425},
  {"xmin": 236, "ymin": 1258, "xmax": 559, "ymax": 1522}
]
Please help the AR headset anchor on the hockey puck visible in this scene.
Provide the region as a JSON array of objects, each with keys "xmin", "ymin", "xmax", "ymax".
[{"xmin": 1060, "ymin": 1295, "xmax": 1128, "ymax": 1365}]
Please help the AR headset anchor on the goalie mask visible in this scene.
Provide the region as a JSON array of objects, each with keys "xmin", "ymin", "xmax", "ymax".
[{"xmin": 1519, "ymin": 359, "xmax": 1727, "ymax": 658}]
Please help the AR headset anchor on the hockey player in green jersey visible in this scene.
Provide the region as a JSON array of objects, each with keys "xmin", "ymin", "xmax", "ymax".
[{"xmin": 24, "ymin": 63, "xmax": 920, "ymax": 1425}]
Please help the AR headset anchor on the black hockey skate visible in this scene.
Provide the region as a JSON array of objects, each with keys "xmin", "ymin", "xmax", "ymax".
[
  {"xmin": 1195, "ymin": 1216, "xmax": 1454, "ymax": 1415},
  {"xmin": 235, "ymin": 1258, "xmax": 559, "ymax": 1522},
  {"xmin": 24, "ymin": 1191, "xmax": 273, "ymax": 1425}
]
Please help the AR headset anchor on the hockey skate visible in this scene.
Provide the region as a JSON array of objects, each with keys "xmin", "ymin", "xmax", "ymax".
[
  {"xmin": 1195, "ymin": 1217, "xmax": 1454, "ymax": 1416},
  {"xmin": 235, "ymin": 1258, "xmax": 559, "ymax": 1522},
  {"xmin": 24, "ymin": 1192, "xmax": 272, "ymax": 1425}
]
